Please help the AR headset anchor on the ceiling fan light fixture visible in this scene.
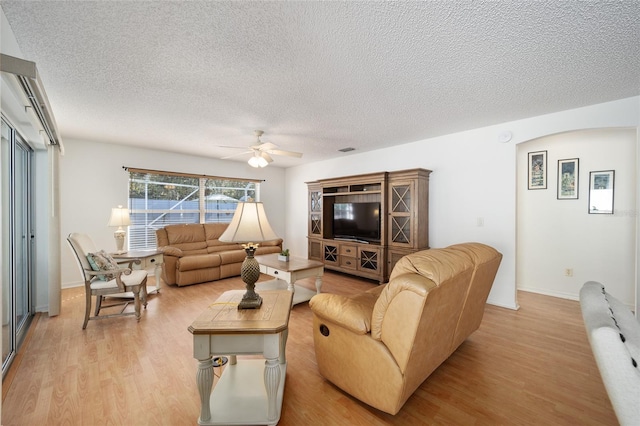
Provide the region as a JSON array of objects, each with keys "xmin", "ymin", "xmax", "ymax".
[{"xmin": 248, "ymin": 153, "xmax": 268, "ymax": 168}]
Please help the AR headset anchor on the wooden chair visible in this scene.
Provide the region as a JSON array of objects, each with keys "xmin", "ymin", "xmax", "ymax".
[{"xmin": 67, "ymin": 233, "xmax": 148, "ymax": 329}]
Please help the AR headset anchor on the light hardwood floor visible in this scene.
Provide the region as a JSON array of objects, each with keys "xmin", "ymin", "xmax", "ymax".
[{"xmin": 2, "ymin": 272, "xmax": 617, "ymax": 425}]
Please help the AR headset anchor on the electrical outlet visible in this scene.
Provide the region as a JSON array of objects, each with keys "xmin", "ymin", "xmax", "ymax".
[{"xmin": 564, "ymin": 268, "xmax": 573, "ymax": 277}]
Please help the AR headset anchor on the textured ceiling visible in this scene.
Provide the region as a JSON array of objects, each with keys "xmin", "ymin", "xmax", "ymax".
[{"xmin": 1, "ymin": 1, "xmax": 639, "ymax": 168}]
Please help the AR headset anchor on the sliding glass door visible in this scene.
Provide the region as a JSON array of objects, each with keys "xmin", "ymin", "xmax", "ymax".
[{"xmin": 2, "ymin": 117, "xmax": 34, "ymax": 376}]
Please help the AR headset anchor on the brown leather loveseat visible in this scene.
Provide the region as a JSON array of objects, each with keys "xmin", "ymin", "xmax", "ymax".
[
  {"xmin": 156, "ymin": 223, "xmax": 282, "ymax": 286},
  {"xmin": 309, "ymin": 242, "xmax": 502, "ymax": 414}
]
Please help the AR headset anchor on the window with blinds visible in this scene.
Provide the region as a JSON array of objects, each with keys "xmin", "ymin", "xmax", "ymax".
[{"xmin": 127, "ymin": 168, "xmax": 260, "ymax": 250}]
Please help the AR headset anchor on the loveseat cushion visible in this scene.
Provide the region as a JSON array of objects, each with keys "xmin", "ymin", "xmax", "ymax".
[
  {"xmin": 204, "ymin": 223, "xmax": 228, "ymax": 241},
  {"xmin": 219, "ymin": 250, "xmax": 247, "ymax": 265},
  {"xmin": 165, "ymin": 224, "xmax": 207, "ymax": 248},
  {"xmin": 177, "ymin": 253, "xmax": 222, "ymax": 272},
  {"xmin": 208, "ymin": 244, "xmax": 244, "ymax": 254}
]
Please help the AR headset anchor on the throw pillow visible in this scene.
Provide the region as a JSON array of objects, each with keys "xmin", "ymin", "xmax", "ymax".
[{"xmin": 87, "ymin": 250, "xmax": 119, "ymax": 281}]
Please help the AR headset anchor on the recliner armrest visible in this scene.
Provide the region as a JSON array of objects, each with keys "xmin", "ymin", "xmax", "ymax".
[
  {"xmin": 309, "ymin": 293, "xmax": 378, "ymax": 335},
  {"xmin": 159, "ymin": 246, "xmax": 184, "ymax": 257}
]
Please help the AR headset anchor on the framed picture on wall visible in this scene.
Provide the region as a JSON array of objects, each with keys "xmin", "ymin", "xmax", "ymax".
[
  {"xmin": 528, "ymin": 150, "xmax": 547, "ymax": 190},
  {"xmin": 557, "ymin": 158, "xmax": 579, "ymax": 200},
  {"xmin": 588, "ymin": 170, "xmax": 615, "ymax": 214}
]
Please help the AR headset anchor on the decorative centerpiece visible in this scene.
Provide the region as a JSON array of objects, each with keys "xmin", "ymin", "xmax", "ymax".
[{"xmin": 278, "ymin": 248, "xmax": 290, "ymax": 262}]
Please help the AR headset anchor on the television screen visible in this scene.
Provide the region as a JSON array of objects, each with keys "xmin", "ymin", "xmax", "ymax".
[{"xmin": 333, "ymin": 202, "xmax": 381, "ymax": 243}]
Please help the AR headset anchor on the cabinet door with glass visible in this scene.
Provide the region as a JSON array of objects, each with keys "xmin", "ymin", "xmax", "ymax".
[
  {"xmin": 387, "ymin": 170, "xmax": 430, "ymax": 250},
  {"xmin": 388, "ymin": 179, "xmax": 416, "ymax": 247},
  {"xmin": 358, "ymin": 246, "xmax": 383, "ymax": 276},
  {"xmin": 308, "ymin": 185, "xmax": 322, "ymax": 238}
]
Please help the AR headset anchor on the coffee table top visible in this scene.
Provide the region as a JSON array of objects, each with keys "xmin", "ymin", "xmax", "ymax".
[
  {"xmin": 255, "ymin": 254, "xmax": 324, "ymax": 272},
  {"xmin": 188, "ymin": 290, "xmax": 292, "ymax": 335}
]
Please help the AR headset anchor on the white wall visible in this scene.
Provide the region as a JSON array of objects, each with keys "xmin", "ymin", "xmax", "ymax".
[
  {"xmin": 284, "ymin": 97, "xmax": 640, "ymax": 310},
  {"xmin": 59, "ymin": 139, "xmax": 286, "ymax": 288},
  {"xmin": 517, "ymin": 129, "xmax": 636, "ymax": 304}
]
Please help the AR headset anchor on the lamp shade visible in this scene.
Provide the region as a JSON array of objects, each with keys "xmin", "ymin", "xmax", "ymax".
[
  {"xmin": 219, "ymin": 202, "xmax": 279, "ymax": 243},
  {"xmin": 108, "ymin": 205, "xmax": 131, "ymax": 227}
]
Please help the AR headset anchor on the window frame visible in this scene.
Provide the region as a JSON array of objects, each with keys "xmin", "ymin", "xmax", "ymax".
[{"xmin": 126, "ymin": 167, "xmax": 261, "ymax": 250}]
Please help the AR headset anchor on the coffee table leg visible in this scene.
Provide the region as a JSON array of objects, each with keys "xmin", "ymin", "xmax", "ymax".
[
  {"xmin": 264, "ymin": 356, "xmax": 280, "ymax": 422},
  {"xmin": 196, "ymin": 357, "xmax": 214, "ymax": 422},
  {"xmin": 279, "ymin": 329, "xmax": 288, "ymax": 364}
]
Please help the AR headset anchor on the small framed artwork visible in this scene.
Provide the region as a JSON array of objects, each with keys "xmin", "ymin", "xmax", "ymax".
[
  {"xmin": 528, "ymin": 150, "xmax": 547, "ymax": 190},
  {"xmin": 557, "ymin": 158, "xmax": 579, "ymax": 200},
  {"xmin": 588, "ymin": 170, "xmax": 615, "ymax": 214}
]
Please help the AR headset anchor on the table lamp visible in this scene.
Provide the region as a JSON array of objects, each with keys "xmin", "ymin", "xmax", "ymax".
[
  {"xmin": 219, "ymin": 202, "xmax": 279, "ymax": 309},
  {"xmin": 108, "ymin": 205, "xmax": 131, "ymax": 254}
]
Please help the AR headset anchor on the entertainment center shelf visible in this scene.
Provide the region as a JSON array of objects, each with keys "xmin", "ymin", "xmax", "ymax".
[{"xmin": 307, "ymin": 169, "xmax": 431, "ymax": 283}]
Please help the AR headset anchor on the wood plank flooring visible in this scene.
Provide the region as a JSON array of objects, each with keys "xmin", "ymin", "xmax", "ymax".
[{"xmin": 2, "ymin": 272, "xmax": 617, "ymax": 425}]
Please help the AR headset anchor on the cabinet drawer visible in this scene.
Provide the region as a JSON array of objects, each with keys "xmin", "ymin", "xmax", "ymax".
[
  {"xmin": 340, "ymin": 256, "xmax": 357, "ymax": 270},
  {"xmin": 260, "ymin": 265, "xmax": 293, "ymax": 282},
  {"xmin": 339, "ymin": 245, "xmax": 358, "ymax": 256},
  {"xmin": 141, "ymin": 254, "xmax": 163, "ymax": 269}
]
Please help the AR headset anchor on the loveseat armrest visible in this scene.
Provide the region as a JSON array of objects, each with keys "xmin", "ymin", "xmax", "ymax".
[
  {"xmin": 159, "ymin": 246, "xmax": 184, "ymax": 257},
  {"xmin": 309, "ymin": 291, "xmax": 379, "ymax": 335}
]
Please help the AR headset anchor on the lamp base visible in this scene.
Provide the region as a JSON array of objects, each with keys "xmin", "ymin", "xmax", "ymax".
[
  {"xmin": 238, "ymin": 245, "xmax": 262, "ymax": 310},
  {"xmin": 238, "ymin": 294, "xmax": 263, "ymax": 310},
  {"xmin": 114, "ymin": 228, "xmax": 126, "ymax": 254}
]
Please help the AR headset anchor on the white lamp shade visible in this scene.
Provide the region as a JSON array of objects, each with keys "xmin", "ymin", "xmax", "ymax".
[
  {"xmin": 219, "ymin": 202, "xmax": 279, "ymax": 243},
  {"xmin": 108, "ymin": 205, "xmax": 131, "ymax": 227}
]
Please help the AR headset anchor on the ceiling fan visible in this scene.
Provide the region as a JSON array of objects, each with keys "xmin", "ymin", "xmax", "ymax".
[{"xmin": 220, "ymin": 130, "xmax": 303, "ymax": 167}]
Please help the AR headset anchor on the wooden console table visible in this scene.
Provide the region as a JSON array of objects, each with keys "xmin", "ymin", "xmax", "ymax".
[
  {"xmin": 188, "ymin": 290, "xmax": 293, "ymax": 425},
  {"xmin": 255, "ymin": 254, "xmax": 324, "ymax": 305}
]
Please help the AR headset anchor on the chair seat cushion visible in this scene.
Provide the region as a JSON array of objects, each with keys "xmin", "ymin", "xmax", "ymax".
[{"xmin": 90, "ymin": 269, "xmax": 148, "ymax": 290}]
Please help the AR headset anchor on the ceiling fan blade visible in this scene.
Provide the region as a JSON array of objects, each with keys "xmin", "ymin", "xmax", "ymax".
[
  {"xmin": 217, "ymin": 145, "xmax": 249, "ymax": 150},
  {"xmin": 261, "ymin": 152, "xmax": 274, "ymax": 163},
  {"xmin": 220, "ymin": 150, "xmax": 252, "ymax": 159},
  {"xmin": 253, "ymin": 142, "xmax": 278, "ymax": 151},
  {"xmin": 266, "ymin": 149, "xmax": 303, "ymax": 158}
]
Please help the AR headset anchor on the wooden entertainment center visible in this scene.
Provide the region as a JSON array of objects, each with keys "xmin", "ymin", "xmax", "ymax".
[{"xmin": 307, "ymin": 168, "xmax": 431, "ymax": 283}]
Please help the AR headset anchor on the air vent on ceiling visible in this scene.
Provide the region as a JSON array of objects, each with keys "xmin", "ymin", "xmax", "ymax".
[{"xmin": 339, "ymin": 147, "xmax": 355, "ymax": 152}]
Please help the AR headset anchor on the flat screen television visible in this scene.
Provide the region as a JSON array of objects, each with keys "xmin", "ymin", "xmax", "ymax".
[{"xmin": 332, "ymin": 202, "xmax": 381, "ymax": 243}]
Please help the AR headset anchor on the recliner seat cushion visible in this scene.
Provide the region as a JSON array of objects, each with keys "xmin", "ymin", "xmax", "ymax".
[{"xmin": 177, "ymin": 253, "xmax": 222, "ymax": 271}]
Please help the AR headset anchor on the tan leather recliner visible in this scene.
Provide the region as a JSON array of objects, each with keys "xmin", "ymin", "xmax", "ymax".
[{"xmin": 309, "ymin": 242, "xmax": 502, "ymax": 415}]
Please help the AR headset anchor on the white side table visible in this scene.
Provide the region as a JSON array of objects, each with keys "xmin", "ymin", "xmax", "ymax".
[
  {"xmin": 255, "ymin": 254, "xmax": 324, "ymax": 305},
  {"xmin": 111, "ymin": 250, "xmax": 163, "ymax": 294}
]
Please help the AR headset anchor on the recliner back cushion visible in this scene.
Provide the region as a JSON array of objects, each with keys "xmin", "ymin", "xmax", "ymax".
[
  {"xmin": 389, "ymin": 247, "xmax": 474, "ymax": 284},
  {"xmin": 165, "ymin": 224, "xmax": 207, "ymax": 251},
  {"xmin": 204, "ymin": 223, "xmax": 229, "ymax": 246},
  {"xmin": 373, "ymin": 248, "xmax": 473, "ymax": 373},
  {"xmin": 447, "ymin": 243, "xmax": 502, "ymax": 352}
]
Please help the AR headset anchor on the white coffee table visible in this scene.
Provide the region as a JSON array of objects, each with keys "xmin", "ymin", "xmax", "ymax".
[
  {"xmin": 188, "ymin": 290, "xmax": 293, "ymax": 425},
  {"xmin": 255, "ymin": 254, "xmax": 324, "ymax": 305}
]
